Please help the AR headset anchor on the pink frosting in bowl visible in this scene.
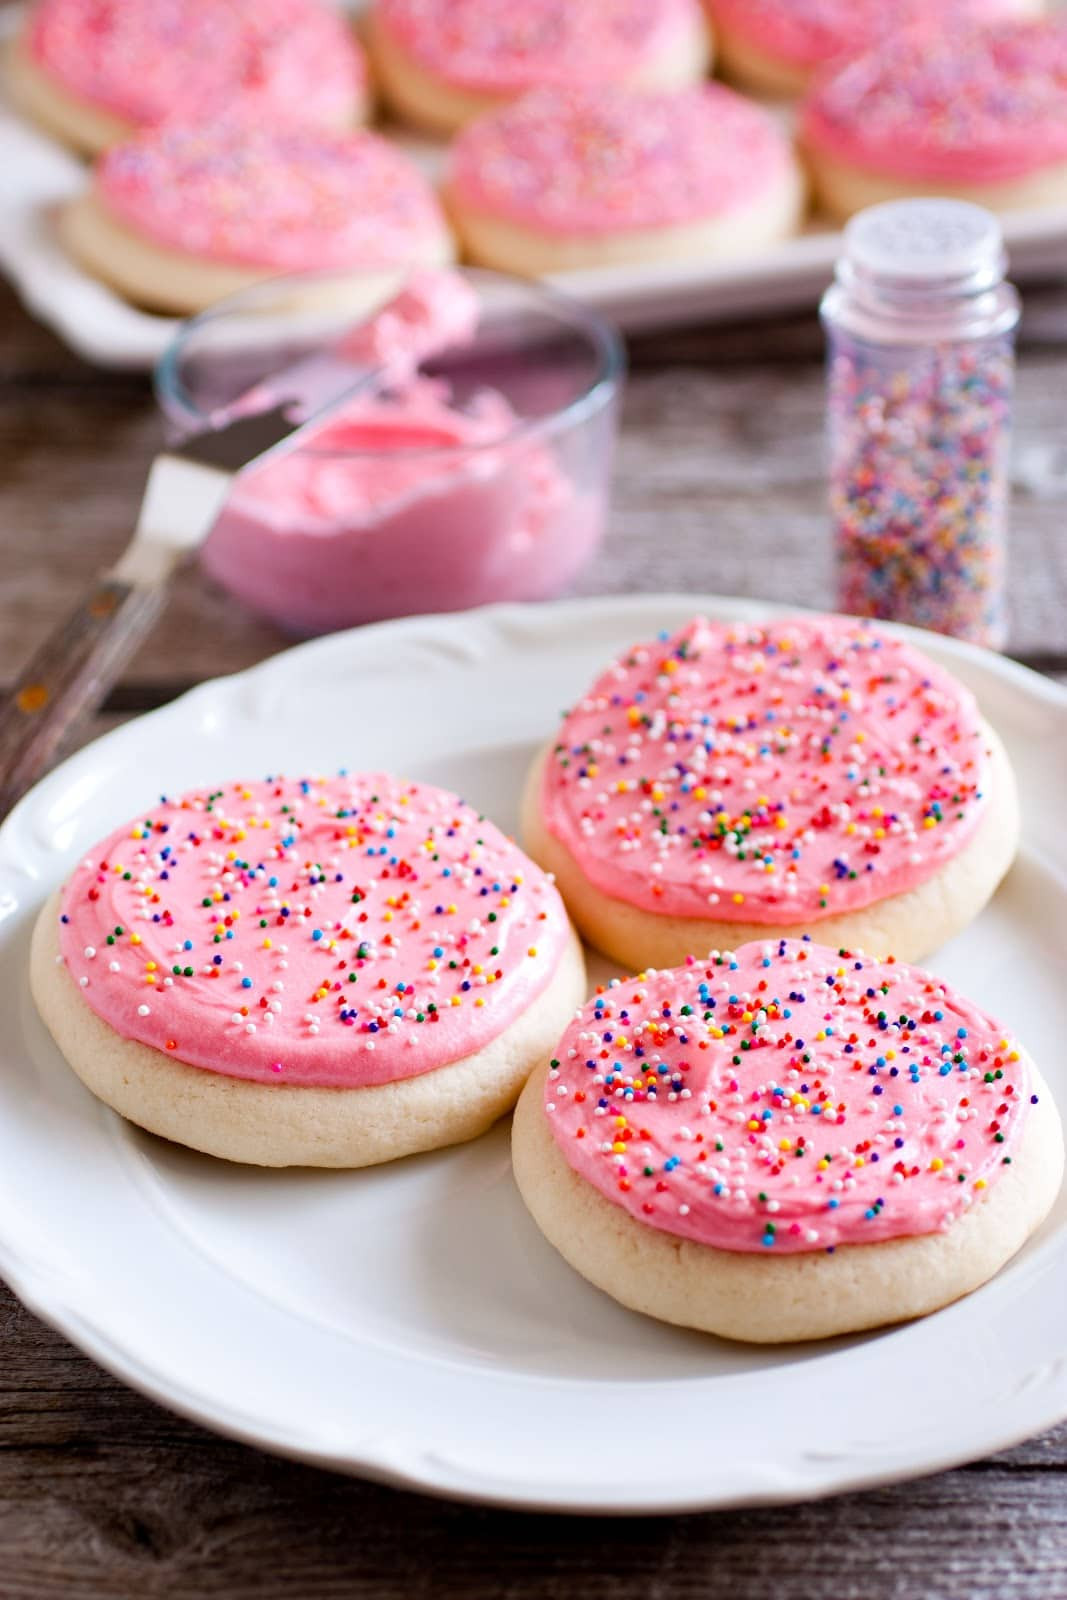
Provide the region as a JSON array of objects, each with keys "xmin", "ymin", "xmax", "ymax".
[
  {"xmin": 158, "ymin": 268, "xmax": 623, "ymax": 636},
  {"xmin": 707, "ymin": 0, "xmax": 1036, "ymax": 75},
  {"xmin": 375, "ymin": 0, "xmax": 703, "ymax": 94},
  {"xmin": 546, "ymin": 941, "xmax": 1036, "ymax": 1252},
  {"xmin": 56, "ymin": 773, "xmax": 574, "ymax": 1090},
  {"xmin": 539, "ymin": 614, "xmax": 992, "ymax": 924},
  {"xmin": 802, "ymin": 17, "xmax": 1067, "ymax": 184},
  {"xmin": 449, "ymin": 84, "xmax": 795, "ymax": 236},
  {"xmin": 95, "ymin": 122, "xmax": 451, "ymax": 272},
  {"xmin": 26, "ymin": 0, "xmax": 366, "ymax": 129},
  {"xmin": 203, "ymin": 382, "xmax": 607, "ymax": 634}
]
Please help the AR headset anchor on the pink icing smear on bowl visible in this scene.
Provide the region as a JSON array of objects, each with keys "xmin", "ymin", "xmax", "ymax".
[
  {"xmin": 57, "ymin": 773, "xmax": 573, "ymax": 1090},
  {"xmin": 96, "ymin": 123, "xmax": 449, "ymax": 272},
  {"xmin": 27, "ymin": 0, "xmax": 365, "ymax": 129},
  {"xmin": 377, "ymin": 0, "xmax": 702, "ymax": 93},
  {"xmin": 448, "ymin": 84, "xmax": 793, "ymax": 235},
  {"xmin": 802, "ymin": 18, "xmax": 1067, "ymax": 183},
  {"xmin": 540, "ymin": 614, "xmax": 992, "ymax": 923},
  {"xmin": 546, "ymin": 941, "xmax": 1034, "ymax": 1252}
]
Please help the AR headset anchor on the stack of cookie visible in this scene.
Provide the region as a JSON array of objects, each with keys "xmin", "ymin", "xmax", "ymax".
[
  {"xmin": 6, "ymin": 0, "xmax": 456, "ymax": 314},
  {"xmin": 7, "ymin": 0, "xmax": 1065, "ymax": 313},
  {"xmin": 33, "ymin": 611, "xmax": 1064, "ymax": 1345}
]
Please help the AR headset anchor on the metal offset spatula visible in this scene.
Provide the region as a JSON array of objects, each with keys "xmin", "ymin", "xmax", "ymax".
[
  {"xmin": 0, "ymin": 274, "xmax": 473, "ymax": 818},
  {"xmin": 0, "ymin": 370, "xmax": 362, "ymax": 819}
]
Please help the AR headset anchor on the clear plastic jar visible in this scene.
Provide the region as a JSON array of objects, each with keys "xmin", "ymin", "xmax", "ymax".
[{"xmin": 821, "ymin": 199, "xmax": 1020, "ymax": 649}]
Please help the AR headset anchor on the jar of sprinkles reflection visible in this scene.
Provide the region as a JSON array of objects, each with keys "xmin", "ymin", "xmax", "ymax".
[{"xmin": 821, "ymin": 199, "xmax": 1020, "ymax": 649}]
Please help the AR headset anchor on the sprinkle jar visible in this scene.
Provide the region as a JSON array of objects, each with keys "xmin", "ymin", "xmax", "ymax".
[{"xmin": 821, "ymin": 199, "xmax": 1020, "ymax": 649}]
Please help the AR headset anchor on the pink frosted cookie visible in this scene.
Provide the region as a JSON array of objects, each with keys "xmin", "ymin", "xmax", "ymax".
[
  {"xmin": 61, "ymin": 121, "xmax": 455, "ymax": 314},
  {"xmin": 513, "ymin": 941, "xmax": 1063, "ymax": 1341},
  {"xmin": 801, "ymin": 17, "xmax": 1067, "ymax": 220},
  {"xmin": 30, "ymin": 772, "xmax": 586, "ymax": 1167},
  {"xmin": 446, "ymin": 84, "xmax": 804, "ymax": 276},
  {"xmin": 366, "ymin": 0, "xmax": 711, "ymax": 136},
  {"xmin": 7, "ymin": 0, "xmax": 369, "ymax": 157},
  {"xmin": 706, "ymin": 0, "xmax": 1040, "ymax": 98},
  {"xmin": 521, "ymin": 614, "xmax": 1019, "ymax": 970}
]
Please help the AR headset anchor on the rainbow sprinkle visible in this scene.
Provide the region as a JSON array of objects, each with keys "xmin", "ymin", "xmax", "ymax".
[{"xmin": 545, "ymin": 939, "xmax": 1032, "ymax": 1252}]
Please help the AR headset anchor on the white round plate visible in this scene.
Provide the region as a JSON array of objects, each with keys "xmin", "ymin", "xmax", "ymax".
[{"xmin": 1, "ymin": 595, "xmax": 1065, "ymax": 1513}]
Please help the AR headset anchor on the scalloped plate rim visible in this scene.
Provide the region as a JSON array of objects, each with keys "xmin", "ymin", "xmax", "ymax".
[{"xmin": 0, "ymin": 593, "xmax": 1065, "ymax": 1515}]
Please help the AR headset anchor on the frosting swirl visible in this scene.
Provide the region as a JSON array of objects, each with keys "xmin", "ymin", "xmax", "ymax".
[
  {"xmin": 802, "ymin": 18, "xmax": 1067, "ymax": 183},
  {"xmin": 376, "ymin": 0, "xmax": 702, "ymax": 93},
  {"xmin": 709, "ymin": 0, "xmax": 1035, "ymax": 76},
  {"xmin": 539, "ymin": 615, "xmax": 991, "ymax": 923},
  {"xmin": 57, "ymin": 773, "xmax": 572, "ymax": 1089},
  {"xmin": 545, "ymin": 940, "xmax": 1034, "ymax": 1252},
  {"xmin": 95, "ymin": 122, "xmax": 451, "ymax": 271},
  {"xmin": 27, "ymin": 0, "xmax": 365, "ymax": 129},
  {"xmin": 449, "ymin": 84, "xmax": 793, "ymax": 235}
]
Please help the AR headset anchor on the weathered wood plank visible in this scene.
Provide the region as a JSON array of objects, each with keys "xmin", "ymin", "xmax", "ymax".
[
  {"xmin": 3, "ymin": 288, "xmax": 1067, "ymax": 685},
  {"xmin": 1, "ymin": 1276, "xmax": 1066, "ymax": 1600}
]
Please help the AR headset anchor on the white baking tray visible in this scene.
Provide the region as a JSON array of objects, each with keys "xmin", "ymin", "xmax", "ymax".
[{"xmin": 3, "ymin": 7, "xmax": 1067, "ymax": 366}]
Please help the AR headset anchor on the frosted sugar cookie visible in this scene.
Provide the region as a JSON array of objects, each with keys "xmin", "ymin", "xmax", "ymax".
[
  {"xmin": 706, "ymin": 0, "xmax": 1041, "ymax": 98},
  {"xmin": 446, "ymin": 84, "xmax": 804, "ymax": 277},
  {"xmin": 513, "ymin": 941, "xmax": 1063, "ymax": 1343},
  {"xmin": 801, "ymin": 17, "xmax": 1067, "ymax": 220},
  {"xmin": 31, "ymin": 773, "xmax": 586, "ymax": 1167},
  {"xmin": 61, "ymin": 122, "xmax": 454, "ymax": 315},
  {"xmin": 522, "ymin": 615, "xmax": 1018, "ymax": 970},
  {"xmin": 366, "ymin": 0, "xmax": 711, "ymax": 136},
  {"xmin": 6, "ymin": 0, "xmax": 368, "ymax": 157}
]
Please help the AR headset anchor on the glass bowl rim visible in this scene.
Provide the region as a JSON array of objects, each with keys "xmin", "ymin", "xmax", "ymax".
[{"xmin": 153, "ymin": 266, "xmax": 626, "ymax": 463}]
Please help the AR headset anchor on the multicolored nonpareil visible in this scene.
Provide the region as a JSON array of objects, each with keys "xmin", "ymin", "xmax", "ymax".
[
  {"xmin": 827, "ymin": 330, "xmax": 1015, "ymax": 647},
  {"xmin": 544, "ymin": 940, "xmax": 1034, "ymax": 1252},
  {"xmin": 54, "ymin": 773, "xmax": 572, "ymax": 1088}
]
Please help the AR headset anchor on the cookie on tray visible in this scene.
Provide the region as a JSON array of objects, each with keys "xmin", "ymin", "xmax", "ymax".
[
  {"xmin": 802, "ymin": 16, "xmax": 1067, "ymax": 220},
  {"xmin": 61, "ymin": 121, "xmax": 454, "ymax": 314},
  {"xmin": 446, "ymin": 84, "xmax": 804, "ymax": 276},
  {"xmin": 706, "ymin": 0, "xmax": 1040, "ymax": 98},
  {"xmin": 7, "ymin": 0, "xmax": 368, "ymax": 156},
  {"xmin": 366, "ymin": 0, "xmax": 711, "ymax": 136}
]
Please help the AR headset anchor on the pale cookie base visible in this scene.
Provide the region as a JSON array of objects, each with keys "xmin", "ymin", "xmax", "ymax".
[
  {"xmin": 805, "ymin": 145, "xmax": 1067, "ymax": 223},
  {"xmin": 59, "ymin": 190, "xmax": 455, "ymax": 316},
  {"xmin": 712, "ymin": 25, "xmax": 811, "ymax": 97},
  {"xmin": 5, "ymin": 32, "xmax": 369, "ymax": 159},
  {"xmin": 520, "ymin": 719, "xmax": 1019, "ymax": 970},
  {"xmin": 445, "ymin": 159, "xmax": 805, "ymax": 277},
  {"xmin": 31, "ymin": 892, "xmax": 587, "ymax": 1168},
  {"xmin": 4, "ymin": 34, "xmax": 129, "ymax": 157},
  {"xmin": 365, "ymin": 9, "xmax": 713, "ymax": 137},
  {"xmin": 513, "ymin": 1058, "xmax": 1064, "ymax": 1343}
]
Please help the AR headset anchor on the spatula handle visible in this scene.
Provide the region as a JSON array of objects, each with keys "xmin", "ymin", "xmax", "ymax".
[{"xmin": 0, "ymin": 576, "xmax": 167, "ymax": 818}]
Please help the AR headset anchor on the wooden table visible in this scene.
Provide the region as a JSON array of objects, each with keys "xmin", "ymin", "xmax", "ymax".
[{"xmin": 2, "ymin": 277, "xmax": 1066, "ymax": 1599}]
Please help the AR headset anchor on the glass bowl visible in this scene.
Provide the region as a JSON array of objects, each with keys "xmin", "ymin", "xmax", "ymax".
[{"xmin": 155, "ymin": 268, "xmax": 624, "ymax": 635}]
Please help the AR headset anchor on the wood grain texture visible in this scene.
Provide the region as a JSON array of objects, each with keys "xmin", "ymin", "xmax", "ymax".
[
  {"xmin": 3, "ymin": 286, "xmax": 1067, "ymax": 689},
  {"xmin": 2, "ymin": 267, "xmax": 1067, "ymax": 1598},
  {"xmin": 2, "ymin": 1280, "xmax": 1066, "ymax": 1600}
]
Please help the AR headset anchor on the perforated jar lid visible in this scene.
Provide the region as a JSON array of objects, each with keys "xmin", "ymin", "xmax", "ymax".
[{"xmin": 842, "ymin": 199, "xmax": 1006, "ymax": 288}]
